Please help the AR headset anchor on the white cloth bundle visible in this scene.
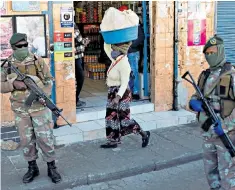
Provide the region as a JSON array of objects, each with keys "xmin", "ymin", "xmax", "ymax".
[{"xmin": 100, "ymin": 7, "xmax": 139, "ymax": 32}]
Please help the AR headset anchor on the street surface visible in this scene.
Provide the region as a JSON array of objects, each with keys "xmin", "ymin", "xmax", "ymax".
[
  {"xmin": 2, "ymin": 123, "xmax": 205, "ymax": 190},
  {"xmin": 69, "ymin": 160, "xmax": 209, "ymax": 190}
]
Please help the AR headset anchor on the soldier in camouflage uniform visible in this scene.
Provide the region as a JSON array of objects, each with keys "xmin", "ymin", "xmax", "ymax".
[
  {"xmin": 190, "ymin": 35, "xmax": 235, "ymax": 190},
  {"xmin": 0, "ymin": 33, "xmax": 62, "ymax": 184}
]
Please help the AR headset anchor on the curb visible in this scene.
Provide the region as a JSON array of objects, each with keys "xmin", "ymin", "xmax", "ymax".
[{"xmin": 31, "ymin": 151, "xmax": 203, "ymax": 190}]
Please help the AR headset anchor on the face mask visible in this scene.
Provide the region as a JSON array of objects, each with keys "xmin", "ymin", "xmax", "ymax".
[
  {"xmin": 111, "ymin": 50, "xmax": 122, "ymax": 60},
  {"xmin": 205, "ymin": 52, "xmax": 219, "ymax": 67},
  {"xmin": 13, "ymin": 47, "xmax": 29, "ymax": 61},
  {"xmin": 205, "ymin": 44, "xmax": 226, "ymax": 68}
]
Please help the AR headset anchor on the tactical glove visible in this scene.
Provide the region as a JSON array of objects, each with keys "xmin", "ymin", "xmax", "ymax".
[
  {"xmin": 189, "ymin": 99, "xmax": 204, "ymax": 112},
  {"xmin": 213, "ymin": 120, "xmax": 224, "ymax": 136}
]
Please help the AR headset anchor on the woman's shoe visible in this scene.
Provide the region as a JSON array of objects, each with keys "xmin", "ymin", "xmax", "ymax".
[
  {"xmin": 142, "ymin": 131, "xmax": 150, "ymax": 148},
  {"xmin": 100, "ymin": 142, "xmax": 118, "ymax": 148}
]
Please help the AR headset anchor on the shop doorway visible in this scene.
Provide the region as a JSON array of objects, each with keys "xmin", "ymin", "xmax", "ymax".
[{"xmin": 74, "ymin": 1, "xmax": 151, "ymax": 113}]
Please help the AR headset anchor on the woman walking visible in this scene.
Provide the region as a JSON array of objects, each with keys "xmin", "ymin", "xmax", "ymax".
[{"xmin": 100, "ymin": 42, "xmax": 150, "ymax": 148}]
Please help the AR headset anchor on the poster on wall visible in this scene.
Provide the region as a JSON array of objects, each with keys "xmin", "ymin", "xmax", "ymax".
[
  {"xmin": 187, "ymin": 1, "xmax": 206, "ymax": 47},
  {"xmin": 54, "ymin": 32, "xmax": 73, "ymax": 52},
  {"xmin": 15, "ymin": 15, "xmax": 47, "ymax": 57},
  {"xmin": 54, "ymin": 42, "xmax": 72, "ymax": 52},
  {"xmin": 54, "ymin": 32, "xmax": 72, "ymax": 42},
  {"xmin": 187, "ymin": 13, "xmax": 206, "ymax": 46},
  {"xmin": 12, "ymin": 1, "xmax": 40, "ymax": 12},
  {"xmin": 60, "ymin": 7, "xmax": 74, "ymax": 28},
  {"xmin": 0, "ymin": 1, "xmax": 6, "ymax": 15},
  {"xmin": 54, "ymin": 52, "xmax": 73, "ymax": 62},
  {"xmin": 0, "ymin": 16, "xmax": 14, "ymax": 60}
]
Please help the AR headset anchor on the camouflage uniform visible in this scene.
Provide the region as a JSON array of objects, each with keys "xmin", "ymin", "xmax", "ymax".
[
  {"xmin": 191, "ymin": 36, "xmax": 235, "ymax": 190},
  {"xmin": 1, "ymin": 53, "xmax": 55, "ymax": 163}
]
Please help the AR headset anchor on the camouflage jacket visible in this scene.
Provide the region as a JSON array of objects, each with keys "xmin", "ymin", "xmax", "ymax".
[
  {"xmin": 0, "ymin": 53, "xmax": 53, "ymax": 113},
  {"xmin": 191, "ymin": 65, "xmax": 235, "ymax": 138}
]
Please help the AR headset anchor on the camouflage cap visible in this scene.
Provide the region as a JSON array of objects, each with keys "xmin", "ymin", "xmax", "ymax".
[
  {"xmin": 203, "ymin": 35, "xmax": 224, "ymax": 53},
  {"xmin": 10, "ymin": 33, "xmax": 27, "ymax": 45}
]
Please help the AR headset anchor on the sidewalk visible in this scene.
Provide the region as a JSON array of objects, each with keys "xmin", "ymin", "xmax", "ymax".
[{"xmin": 1, "ymin": 122, "xmax": 204, "ymax": 190}]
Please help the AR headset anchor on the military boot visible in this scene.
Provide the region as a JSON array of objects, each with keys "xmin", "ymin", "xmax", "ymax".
[
  {"xmin": 23, "ymin": 160, "xmax": 39, "ymax": 183},
  {"xmin": 47, "ymin": 160, "xmax": 62, "ymax": 183}
]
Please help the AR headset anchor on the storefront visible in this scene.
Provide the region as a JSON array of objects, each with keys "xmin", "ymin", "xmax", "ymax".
[
  {"xmin": 73, "ymin": 1, "xmax": 151, "ymax": 108},
  {"xmin": 0, "ymin": 1, "xmax": 152, "ymax": 126}
]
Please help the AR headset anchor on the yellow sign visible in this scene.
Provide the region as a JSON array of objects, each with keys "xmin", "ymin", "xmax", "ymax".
[{"xmin": 54, "ymin": 51, "xmax": 73, "ymax": 62}]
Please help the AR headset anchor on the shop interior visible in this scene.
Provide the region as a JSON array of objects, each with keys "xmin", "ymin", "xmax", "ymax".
[{"xmin": 74, "ymin": 1, "xmax": 150, "ymax": 109}]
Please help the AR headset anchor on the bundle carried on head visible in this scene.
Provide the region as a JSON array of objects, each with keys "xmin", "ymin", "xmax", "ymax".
[{"xmin": 100, "ymin": 7, "xmax": 139, "ymax": 45}]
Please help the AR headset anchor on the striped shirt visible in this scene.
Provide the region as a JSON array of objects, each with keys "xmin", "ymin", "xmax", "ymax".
[{"xmin": 74, "ymin": 28, "xmax": 85, "ymax": 59}]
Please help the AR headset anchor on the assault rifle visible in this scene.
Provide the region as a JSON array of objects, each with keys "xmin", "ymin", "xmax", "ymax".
[
  {"xmin": 1, "ymin": 59, "xmax": 72, "ymax": 127},
  {"xmin": 182, "ymin": 71, "xmax": 235, "ymax": 157}
]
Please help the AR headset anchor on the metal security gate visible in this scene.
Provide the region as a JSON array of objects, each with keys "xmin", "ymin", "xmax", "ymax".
[{"xmin": 216, "ymin": 1, "xmax": 235, "ymax": 63}]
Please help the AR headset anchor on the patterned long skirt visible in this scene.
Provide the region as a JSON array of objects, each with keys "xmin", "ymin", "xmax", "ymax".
[{"xmin": 105, "ymin": 86, "xmax": 142, "ymax": 143}]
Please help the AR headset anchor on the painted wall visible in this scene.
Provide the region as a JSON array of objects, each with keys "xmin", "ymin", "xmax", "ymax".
[
  {"xmin": 52, "ymin": 3, "xmax": 76, "ymax": 125},
  {"xmin": 150, "ymin": 1, "xmax": 174, "ymax": 111}
]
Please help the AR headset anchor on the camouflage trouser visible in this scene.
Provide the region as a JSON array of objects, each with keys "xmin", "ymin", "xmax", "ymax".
[
  {"xmin": 14, "ymin": 108, "xmax": 55, "ymax": 162},
  {"xmin": 203, "ymin": 132, "xmax": 235, "ymax": 190}
]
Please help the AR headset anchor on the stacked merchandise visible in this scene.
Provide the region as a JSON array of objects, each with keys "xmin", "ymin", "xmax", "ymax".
[
  {"xmin": 86, "ymin": 63, "xmax": 106, "ymax": 80},
  {"xmin": 75, "ymin": 2, "xmax": 103, "ymax": 81},
  {"xmin": 83, "ymin": 25, "xmax": 99, "ymax": 34},
  {"xmin": 76, "ymin": 3, "xmax": 88, "ymax": 23},
  {"xmin": 80, "ymin": 12, "xmax": 87, "ymax": 23},
  {"xmin": 82, "ymin": 24, "xmax": 102, "ymax": 80},
  {"xmin": 84, "ymin": 54, "xmax": 99, "ymax": 63},
  {"xmin": 87, "ymin": 2, "xmax": 94, "ymax": 23},
  {"xmin": 84, "ymin": 53, "xmax": 106, "ymax": 80},
  {"xmin": 83, "ymin": 25, "xmax": 101, "ymax": 50},
  {"xmin": 93, "ymin": 2, "xmax": 98, "ymax": 23},
  {"xmin": 75, "ymin": 2, "xmax": 139, "ymax": 24},
  {"xmin": 97, "ymin": 2, "xmax": 103, "ymax": 23},
  {"xmin": 75, "ymin": 8, "xmax": 83, "ymax": 23}
]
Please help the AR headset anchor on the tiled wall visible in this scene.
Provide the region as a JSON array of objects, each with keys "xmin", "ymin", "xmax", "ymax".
[
  {"xmin": 52, "ymin": 3, "xmax": 76, "ymax": 125},
  {"xmin": 150, "ymin": 1, "xmax": 174, "ymax": 111}
]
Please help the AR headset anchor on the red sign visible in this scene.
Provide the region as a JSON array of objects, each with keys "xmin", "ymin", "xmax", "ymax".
[
  {"xmin": 187, "ymin": 12, "xmax": 206, "ymax": 47},
  {"xmin": 54, "ymin": 32, "xmax": 72, "ymax": 42}
]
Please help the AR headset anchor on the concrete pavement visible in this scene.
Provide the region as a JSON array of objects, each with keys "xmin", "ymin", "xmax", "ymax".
[
  {"xmin": 1, "ymin": 122, "xmax": 204, "ymax": 190},
  {"xmin": 68, "ymin": 160, "xmax": 209, "ymax": 190},
  {"xmin": 54, "ymin": 109, "xmax": 196, "ymax": 145}
]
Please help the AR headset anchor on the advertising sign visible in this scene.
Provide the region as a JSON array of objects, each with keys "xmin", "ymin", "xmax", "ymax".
[
  {"xmin": 60, "ymin": 7, "xmax": 73, "ymax": 28},
  {"xmin": 187, "ymin": 12, "xmax": 206, "ymax": 46}
]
